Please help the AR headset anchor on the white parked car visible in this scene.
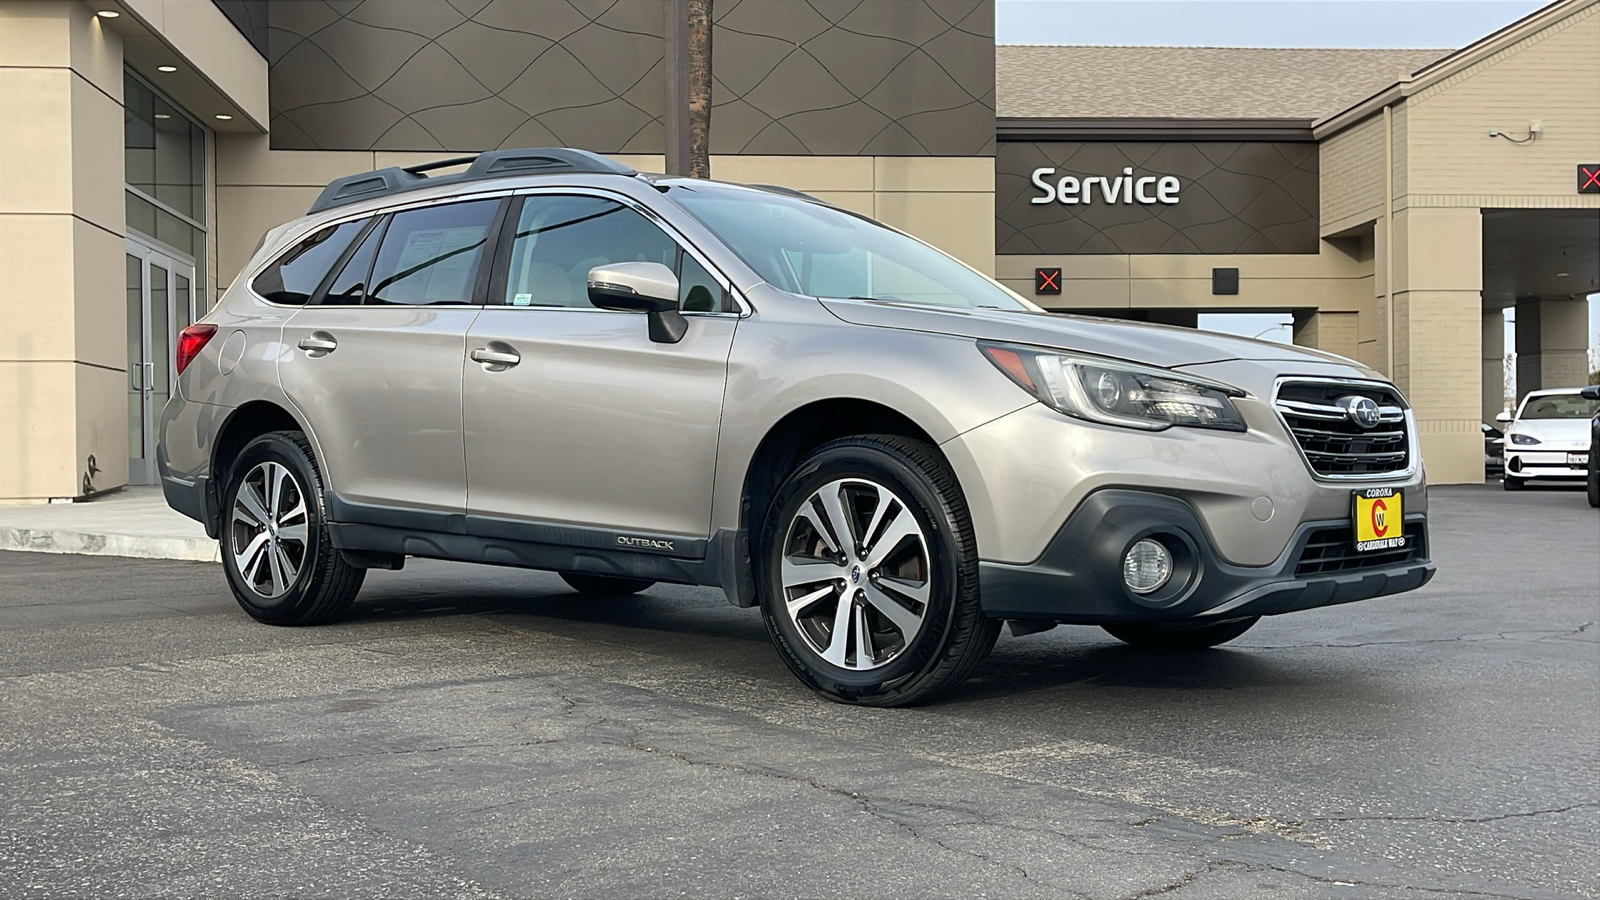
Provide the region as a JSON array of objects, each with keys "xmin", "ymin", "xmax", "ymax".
[{"xmin": 1497, "ymin": 388, "xmax": 1600, "ymax": 490}]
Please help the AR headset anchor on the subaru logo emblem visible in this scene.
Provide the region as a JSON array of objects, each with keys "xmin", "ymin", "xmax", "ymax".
[
  {"xmin": 850, "ymin": 565, "xmax": 862, "ymax": 584},
  {"xmin": 1338, "ymin": 395, "xmax": 1381, "ymax": 429}
]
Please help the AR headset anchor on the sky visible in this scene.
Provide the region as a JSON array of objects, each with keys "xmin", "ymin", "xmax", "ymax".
[{"xmin": 994, "ymin": 0, "xmax": 1598, "ymax": 366}]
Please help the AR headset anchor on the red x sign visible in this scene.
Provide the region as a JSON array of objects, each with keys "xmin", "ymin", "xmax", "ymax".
[
  {"xmin": 1035, "ymin": 267, "xmax": 1062, "ymax": 295},
  {"xmin": 1580, "ymin": 164, "xmax": 1600, "ymax": 194}
]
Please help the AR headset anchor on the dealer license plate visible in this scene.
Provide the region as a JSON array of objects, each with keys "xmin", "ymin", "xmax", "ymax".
[
  {"xmin": 1352, "ymin": 487, "xmax": 1406, "ymax": 553},
  {"xmin": 1568, "ymin": 452, "xmax": 1589, "ymax": 467}
]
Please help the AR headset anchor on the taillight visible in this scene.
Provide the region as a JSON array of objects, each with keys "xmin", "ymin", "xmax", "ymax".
[{"xmin": 175, "ymin": 324, "xmax": 217, "ymax": 375}]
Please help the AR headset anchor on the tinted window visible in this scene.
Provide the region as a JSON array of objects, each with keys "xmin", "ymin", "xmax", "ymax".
[
  {"xmin": 322, "ymin": 218, "xmax": 385, "ymax": 305},
  {"xmin": 672, "ymin": 183, "xmax": 1032, "ymax": 311},
  {"xmin": 677, "ymin": 250, "xmax": 728, "ymax": 312},
  {"xmin": 503, "ymin": 196, "xmax": 679, "ymax": 308},
  {"xmin": 368, "ymin": 199, "xmax": 498, "ymax": 305},
  {"xmin": 252, "ymin": 219, "xmax": 364, "ymax": 304}
]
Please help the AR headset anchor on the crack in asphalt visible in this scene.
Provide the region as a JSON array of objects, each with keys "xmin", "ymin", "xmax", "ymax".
[
  {"xmin": 613, "ymin": 737, "xmax": 1089, "ymax": 895},
  {"xmin": 1305, "ymin": 802, "xmax": 1600, "ymax": 826}
]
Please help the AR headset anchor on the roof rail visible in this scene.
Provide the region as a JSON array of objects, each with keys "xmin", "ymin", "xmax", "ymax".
[{"xmin": 306, "ymin": 148, "xmax": 637, "ymax": 215}]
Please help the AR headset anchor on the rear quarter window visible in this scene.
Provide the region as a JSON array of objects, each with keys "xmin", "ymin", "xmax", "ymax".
[{"xmin": 251, "ymin": 219, "xmax": 366, "ymax": 304}]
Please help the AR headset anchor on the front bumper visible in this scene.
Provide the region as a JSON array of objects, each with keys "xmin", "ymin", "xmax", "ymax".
[
  {"xmin": 979, "ymin": 489, "xmax": 1433, "ymax": 624},
  {"xmin": 1505, "ymin": 449, "xmax": 1588, "ymax": 480}
]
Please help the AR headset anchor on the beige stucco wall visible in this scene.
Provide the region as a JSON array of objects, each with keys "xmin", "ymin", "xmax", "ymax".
[
  {"xmin": 1405, "ymin": 2, "xmax": 1600, "ymax": 206},
  {"xmin": 0, "ymin": 1, "xmax": 127, "ymax": 502},
  {"xmin": 1391, "ymin": 207, "xmax": 1486, "ymax": 484},
  {"xmin": 215, "ymin": 142, "xmax": 997, "ymax": 293},
  {"xmin": 1320, "ymin": 114, "xmax": 1389, "ymax": 236},
  {"xmin": 995, "ymin": 241, "xmax": 1370, "ymax": 320}
]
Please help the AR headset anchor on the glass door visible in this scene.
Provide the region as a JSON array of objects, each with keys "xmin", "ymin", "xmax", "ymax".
[{"xmin": 126, "ymin": 240, "xmax": 195, "ymax": 485}]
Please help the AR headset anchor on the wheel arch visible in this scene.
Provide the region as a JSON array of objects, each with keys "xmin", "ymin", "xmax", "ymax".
[
  {"xmin": 206, "ymin": 400, "xmax": 311, "ymax": 533},
  {"xmin": 719, "ymin": 397, "xmax": 950, "ymax": 608}
]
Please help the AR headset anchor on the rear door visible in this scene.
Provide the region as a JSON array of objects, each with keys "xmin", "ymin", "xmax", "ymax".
[
  {"xmin": 278, "ymin": 196, "xmax": 505, "ymax": 519},
  {"xmin": 461, "ymin": 191, "xmax": 737, "ymax": 547}
]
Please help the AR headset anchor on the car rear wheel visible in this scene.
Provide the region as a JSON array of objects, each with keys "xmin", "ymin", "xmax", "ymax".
[
  {"xmin": 560, "ymin": 573, "xmax": 655, "ymax": 596},
  {"xmin": 1102, "ymin": 617, "xmax": 1260, "ymax": 650},
  {"xmin": 757, "ymin": 435, "xmax": 1000, "ymax": 707},
  {"xmin": 222, "ymin": 431, "xmax": 363, "ymax": 625}
]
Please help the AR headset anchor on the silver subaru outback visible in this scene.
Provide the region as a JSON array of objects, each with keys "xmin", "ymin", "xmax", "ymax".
[{"xmin": 158, "ymin": 148, "xmax": 1433, "ymax": 706}]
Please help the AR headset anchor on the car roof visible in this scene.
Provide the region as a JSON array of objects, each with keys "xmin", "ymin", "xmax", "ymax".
[{"xmin": 1522, "ymin": 387, "xmax": 1588, "ymax": 398}]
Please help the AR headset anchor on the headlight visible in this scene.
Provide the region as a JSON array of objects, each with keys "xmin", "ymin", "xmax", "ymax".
[
  {"xmin": 1509, "ymin": 433, "xmax": 1541, "ymax": 445},
  {"xmin": 979, "ymin": 342, "xmax": 1247, "ymax": 432}
]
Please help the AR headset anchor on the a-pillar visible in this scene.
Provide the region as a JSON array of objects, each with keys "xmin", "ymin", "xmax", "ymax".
[
  {"xmin": 1391, "ymin": 208, "xmax": 1483, "ymax": 484},
  {"xmin": 1514, "ymin": 297, "xmax": 1591, "ymax": 400},
  {"xmin": 1292, "ymin": 310, "xmax": 1360, "ymax": 361},
  {"xmin": 0, "ymin": 3, "xmax": 125, "ymax": 502},
  {"xmin": 1482, "ymin": 309, "xmax": 1506, "ymax": 422}
]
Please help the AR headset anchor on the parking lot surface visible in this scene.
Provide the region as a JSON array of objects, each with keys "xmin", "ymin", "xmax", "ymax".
[{"xmin": 1, "ymin": 484, "xmax": 1596, "ymax": 899}]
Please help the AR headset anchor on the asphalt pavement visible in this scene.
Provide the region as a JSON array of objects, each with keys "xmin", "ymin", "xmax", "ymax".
[{"xmin": 0, "ymin": 484, "xmax": 1595, "ymax": 899}]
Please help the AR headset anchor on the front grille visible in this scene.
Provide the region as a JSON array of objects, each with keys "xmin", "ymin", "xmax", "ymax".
[
  {"xmin": 1274, "ymin": 381, "xmax": 1411, "ymax": 477},
  {"xmin": 1295, "ymin": 522, "xmax": 1426, "ymax": 576}
]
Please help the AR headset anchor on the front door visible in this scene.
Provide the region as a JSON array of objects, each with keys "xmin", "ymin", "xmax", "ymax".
[
  {"xmin": 463, "ymin": 193, "xmax": 737, "ymax": 547},
  {"xmin": 126, "ymin": 240, "xmax": 195, "ymax": 485}
]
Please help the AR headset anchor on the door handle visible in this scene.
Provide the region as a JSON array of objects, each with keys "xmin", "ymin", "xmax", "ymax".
[
  {"xmin": 470, "ymin": 346, "xmax": 521, "ymax": 367},
  {"xmin": 298, "ymin": 335, "xmax": 338, "ymax": 353},
  {"xmin": 143, "ymin": 362, "xmax": 155, "ymax": 393}
]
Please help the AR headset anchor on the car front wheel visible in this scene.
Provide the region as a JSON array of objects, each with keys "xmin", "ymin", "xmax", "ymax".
[
  {"xmin": 222, "ymin": 431, "xmax": 363, "ymax": 625},
  {"xmin": 757, "ymin": 435, "xmax": 1000, "ymax": 707}
]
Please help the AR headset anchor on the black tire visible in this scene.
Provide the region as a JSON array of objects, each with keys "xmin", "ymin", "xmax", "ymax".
[
  {"xmin": 220, "ymin": 431, "xmax": 363, "ymax": 625},
  {"xmin": 1502, "ymin": 475, "xmax": 1524, "ymax": 491},
  {"xmin": 1102, "ymin": 617, "xmax": 1260, "ymax": 651},
  {"xmin": 560, "ymin": 573, "xmax": 655, "ymax": 596},
  {"xmin": 756, "ymin": 435, "xmax": 1001, "ymax": 707},
  {"xmin": 1587, "ymin": 466, "xmax": 1598, "ymax": 508}
]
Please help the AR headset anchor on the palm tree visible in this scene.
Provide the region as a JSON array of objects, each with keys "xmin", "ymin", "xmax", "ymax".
[{"xmin": 686, "ymin": 0, "xmax": 713, "ymax": 178}]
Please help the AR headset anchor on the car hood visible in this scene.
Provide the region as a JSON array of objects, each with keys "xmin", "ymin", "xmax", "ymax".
[
  {"xmin": 1506, "ymin": 418, "xmax": 1592, "ymax": 446},
  {"xmin": 820, "ymin": 298, "xmax": 1360, "ymax": 371}
]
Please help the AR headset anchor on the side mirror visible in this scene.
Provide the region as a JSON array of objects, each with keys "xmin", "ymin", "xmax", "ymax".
[
  {"xmin": 587, "ymin": 262, "xmax": 687, "ymax": 344},
  {"xmin": 1581, "ymin": 385, "xmax": 1600, "ymax": 401},
  {"xmin": 1494, "ymin": 411, "xmax": 1512, "ymax": 424}
]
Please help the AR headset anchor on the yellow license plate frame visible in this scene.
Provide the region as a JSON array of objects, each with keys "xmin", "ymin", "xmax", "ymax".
[{"xmin": 1352, "ymin": 487, "xmax": 1405, "ymax": 552}]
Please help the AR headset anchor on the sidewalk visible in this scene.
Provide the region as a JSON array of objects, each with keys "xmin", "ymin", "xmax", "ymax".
[{"xmin": 0, "ymin": 487, "xmax": 219, "ymax": 563}]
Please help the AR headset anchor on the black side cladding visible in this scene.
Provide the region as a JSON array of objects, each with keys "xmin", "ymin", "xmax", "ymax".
[{"xmin": 306, "ymin": 148, "xmax": 637, "ymax": 215}]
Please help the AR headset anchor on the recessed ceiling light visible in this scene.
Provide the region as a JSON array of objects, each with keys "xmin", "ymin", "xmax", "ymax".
[
  {"xmin": 154, "ymin": 113, "xmax": 171, "ymax": 119},
  {"xmin": 214, "ymin": 114, "xmax": 233, "ymax": 120},
  {"xmin": 1555, "ymin": 272, "xmax": 1570, "ymax": 277},
  {"xmin": 157, "ymin": 65, "xmax": 177, "ymax": 73},
  {"xmin": 96, "ymin": 10, "xmax": 119, "ymax": 18}
]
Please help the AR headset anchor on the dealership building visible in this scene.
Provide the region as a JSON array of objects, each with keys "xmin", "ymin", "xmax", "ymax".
[{"xmin": 2, "ymin": 0, "xmax": 1597, "ymax": 503}]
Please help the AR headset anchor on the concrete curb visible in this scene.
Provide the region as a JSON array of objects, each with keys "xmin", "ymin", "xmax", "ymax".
[{"xmin": 0, "ymin": 525, "xmax": 221, "ymax": 563}]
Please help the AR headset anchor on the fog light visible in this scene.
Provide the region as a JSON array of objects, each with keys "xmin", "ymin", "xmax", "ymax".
[{"xmin": 1123, "ymin": 539, "xmax": 1173, "ymax": 594}]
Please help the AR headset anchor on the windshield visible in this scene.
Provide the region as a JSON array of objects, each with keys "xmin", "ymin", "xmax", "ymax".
[
  {"xmin": 1518, "ymin": 394, "xmax": 1600, "ymax": 420},
  {"xmin": 669, "ymin": 183, "xmax": 1033, "ymax": 311}
]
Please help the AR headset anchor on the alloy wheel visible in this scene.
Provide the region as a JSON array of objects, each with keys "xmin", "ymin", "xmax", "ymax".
[
  {"xmin": 780, "ymin": 478, "xmax": 932, "ymax": 671},
  {"xmin": 230, "ymin": 461, "xmax": 309, "ymax": 599}
]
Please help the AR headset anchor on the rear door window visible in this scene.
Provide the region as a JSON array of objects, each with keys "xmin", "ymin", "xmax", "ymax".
[
  {"xmin": 251, "ymin": 219, "xmax": 365, "ymax": 304},
  {"xmin": 366, "ymin": 199, "xmax": 499, "ymax": 306},
  {"xmin": 321, "ymin": 218, "xmax": 386, "ymax": 305}
]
